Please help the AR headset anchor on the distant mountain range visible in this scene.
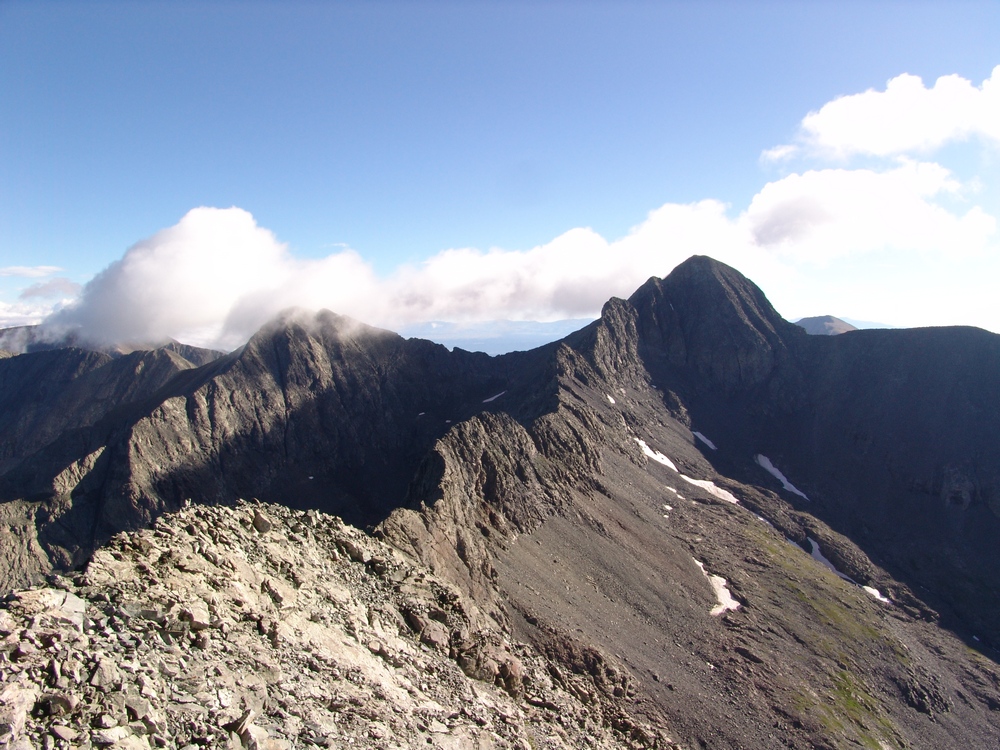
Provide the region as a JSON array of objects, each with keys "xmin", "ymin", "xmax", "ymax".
[
  {"xmin": 1, "ymin": 256, "xmax": 999, "ymax": 749},
  {"xmin": 795, "ymin": 315, "xmax": 858, "ymax": 335},
  {"xmin": 398, "ymin": 318, "xmax": 597, "ymax": 355}
]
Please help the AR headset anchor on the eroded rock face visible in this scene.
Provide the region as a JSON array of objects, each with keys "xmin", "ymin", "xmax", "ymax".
[{"xmin": 0, "ymin": 501, "xmax": 676, "ymax": 750}]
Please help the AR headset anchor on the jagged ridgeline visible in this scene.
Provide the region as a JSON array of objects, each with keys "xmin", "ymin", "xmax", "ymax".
[{"xmin": 3, "ymin": 255, "xmax": 1000, "ymax": 749}]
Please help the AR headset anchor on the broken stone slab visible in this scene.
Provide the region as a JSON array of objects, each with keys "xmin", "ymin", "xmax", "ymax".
[
  {"xmin": 9, "ymin": 588, "xmax": 87, "ymax": 631},
  {"xmin": 89, "ymin": 657, "xmax": 123, "ymax": 691},
  {"xmin": 0, "ymin": 681, "xmax": 39, "ymax": 746},
  {"xmin": 252, "ymin": 510, "xmax": 273, "ymax": 534},
  {"xmin": 92, "ymin": 725, "xmax": 132, "ymax": 743},
  {"xmin": 181, "ymin": 600, "xmax": 212, "ymax": 631},
  {"xmin": 37, "ymin": 692, "xmax": 78, "ymax": 717},
  {"xmin": 339, "ymin": 539, "xmax": 370, "ymax": 564},
  {"xmin": 419, "ymin": 620, "xmax": 451, "ymax": 652},
  {"xmin": 50, "ymin": 724, "xmax": 79, "ymax": 741},
  {"xmin": 0, "ymin": 611, "xmax": 16, "ymax": 635},
  {"xmin": 108, "ymin": 736, "xmax": 151, "ymax": 750}
]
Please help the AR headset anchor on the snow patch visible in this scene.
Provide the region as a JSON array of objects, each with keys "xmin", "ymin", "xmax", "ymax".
[
  {"xmin": 607, "ymin": 394, "xmax": 616, "ymax": 404},
  {"xmin": 863, "ymin": 586, "xmax": 891, "ymax": 604},
  {"xmin": 635, "ymin": 439, "xmax": 677, "ymax": 471},
  {"xmin": 807, "ymin": 539, "xmax": 892, "ymax": 604},
  {"xmin": 755, "ymin": 455, "xmax": 809, "ymax": 500},
  {"xmin": 806, "ymin": 538, "xmax": 856, "ymax": 584},
  {"xmin": 679, "ymin": 475, "xmax": 739, "ymax": 504},
  {"xmin": 693, "ymin": 432, "xmax": 717, "ymax": 450},
  {"xmin": 693, "ymin": 559, "xmax": 741, "ymax": 616},
  {"xmin": 482, "ymin": 390, "xmax": 506, "ymax": 403},
  {"xmin": 635, "ymin": 439, "xmax": 737, "ymax": 503},
  {"xmin": 663, "ymin": 504, "xmax": 673, "ymax": 512}
]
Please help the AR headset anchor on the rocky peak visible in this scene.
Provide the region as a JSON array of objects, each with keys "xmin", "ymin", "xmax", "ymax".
[{"xmin": 626, "ymin": 256, "xmax": 801, "ymax": 393}]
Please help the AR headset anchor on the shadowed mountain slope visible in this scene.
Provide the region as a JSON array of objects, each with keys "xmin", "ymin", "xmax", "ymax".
[
  {"xmin": 3, "ymin": 256, "xmax": 1000, "ymax": 749},
  {"xmin": 0, "ymin": 347, "xmax": 206, "ymax": 473}
]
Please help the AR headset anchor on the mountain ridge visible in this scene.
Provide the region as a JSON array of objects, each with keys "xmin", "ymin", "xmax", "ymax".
[{"xmin": 2, "ymin": 255, "xmax": 1000, "ymax": 749}]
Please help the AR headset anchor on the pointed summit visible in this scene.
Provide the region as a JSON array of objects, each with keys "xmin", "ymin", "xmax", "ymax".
[{"xmin": 627, "ymin": 255, "xmax": 801, "ymax": 392}]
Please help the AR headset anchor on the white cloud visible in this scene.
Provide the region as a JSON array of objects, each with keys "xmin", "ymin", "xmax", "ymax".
[
  {"xmin": 784, "ymin": 66, "xmax": 1000, "ymax": 159},
  {"xmin": 40, "ymin": 153, "xmax": 1000, "ymax": 349},
  {"xmin": 743, "ymin": 160, "xmax": 996, "ymax": 262},
  {"xmin": 28, "ymin": 66, "xmax": 1000, "ymax": 350},
  {"xmin": 19, "ymin": 278, "xmax": 82, "ymax": 299},
  {"xmin": 0, "ymin": 265, "xmax": 62, "ymax": 278},
  {"xmin": 0, "ymin": 299, "xmax": 61, "ymax": 329},
  {"xmin": 760, "ymin": 144, "xmax": 798, "ymax": 163},
  {"xmin": 43, "ymin": 207, "xmax": 385, "ymax": 350},
  {"xmin": 45, "ymin": 205, "xmax": 739, "ymax": 349}
]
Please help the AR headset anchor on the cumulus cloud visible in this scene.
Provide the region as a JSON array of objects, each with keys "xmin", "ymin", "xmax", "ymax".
[
  {"xmin": 0, "ymin": 265, "xmax": 63, "ymax": 278},
  {"xmin": 743, "ymin": 160, "xmax": 996, "ymax": 261},
  {"xmin": 42, "ymin": 172, "xmax": 998, "ymax": 351},
  {"xmin": 45, "ymin": 204, "xmax": 751, "ymax": 350},
  {"xmin": 764, "ymin": 66, "xmax": 1000, "ymax": 161},
  {"xmin": 43, "ymin": 206, "xmax": 371, "ymax": 349},
  {"xmin": 0, "ymin": 300, "xmax": 61, "ymax": 329},
  {"xmin": 19, "ymin": 278, "xmax": 82, "ymax": 299},
  {"xmin": 32, "ymin": 66, "xmax": 1000, "ymax": 349}
]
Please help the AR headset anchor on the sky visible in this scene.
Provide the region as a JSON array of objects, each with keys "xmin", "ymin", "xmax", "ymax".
[{"xmin": 1, "ymin": 1, "xmax": 998, "ymax": 351}]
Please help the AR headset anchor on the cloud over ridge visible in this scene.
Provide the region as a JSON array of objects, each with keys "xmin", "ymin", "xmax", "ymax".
[{"xmin": 16, "ymin": 65, "xmax": 1000, "ymax": 350}]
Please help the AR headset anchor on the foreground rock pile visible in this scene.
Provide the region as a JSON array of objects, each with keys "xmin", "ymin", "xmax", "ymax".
[{"xmin": 0, "ymin": 501, "xmax": 676, "ymax": 750}]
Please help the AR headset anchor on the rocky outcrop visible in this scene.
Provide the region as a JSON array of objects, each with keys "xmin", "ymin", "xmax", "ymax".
[{"xmin": 0, "ymin": 501, "xmax": 675, "ymax": 750}]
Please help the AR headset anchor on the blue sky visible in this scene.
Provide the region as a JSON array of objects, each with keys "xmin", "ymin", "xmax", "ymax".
[{"xmin": 1, "ymin": 1, "xmax": 999, "ymax": 349}]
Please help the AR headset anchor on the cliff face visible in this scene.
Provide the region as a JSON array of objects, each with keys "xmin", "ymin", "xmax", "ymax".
[{"xmin": 3, "ymin": 256, "xmax": 1000, "ymax": 749}]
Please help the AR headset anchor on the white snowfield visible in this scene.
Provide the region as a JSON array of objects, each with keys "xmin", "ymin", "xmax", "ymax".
[
  {"xmin": 693, "ymin": 431, "xmax": 717, "ymax": 450},
  {"xmin": 635, "ymin": 439, "xmax": 677, "ymax": 471},
  {"xmin": 482, "ymin": 390, "xmax": 506, "ymax": 403},
  {"xmin": 863, "ymin": 586, "xmax": 891, "ymax": 603},
  {"xmin": 807, "ymin": 537, "xmax": 891, "ymax": 604},
  {"xmin": 755, "ymin": 455, "xmax": 809, "ymax": 500},
  {"xmin": 679, "ymin": 475, "xmax": 739, "ymax": 504},
  {"xmin": 635, "ymin": 438, "xmax": 739, "ymax": 504},
  {"xmin": 693, "ymin": 559, "xmax": 741, "ymax": 616},
  {"xmin": 607, "ymin": 394, "xmax": 616, "ymax": 404}
]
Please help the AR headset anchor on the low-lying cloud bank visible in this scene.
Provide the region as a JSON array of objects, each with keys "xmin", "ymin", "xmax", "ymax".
[
  {"xmin": 12, "ymin": 66, "xmax": 1000, "ymax": 351},
  {"xmin": 41, "ymin": 202, "xmax": 763, "ymax": 351}
]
